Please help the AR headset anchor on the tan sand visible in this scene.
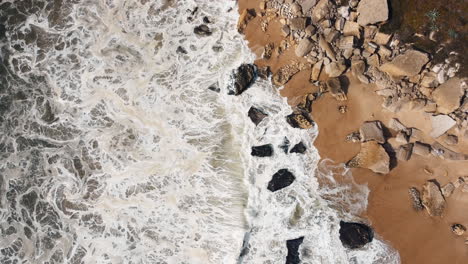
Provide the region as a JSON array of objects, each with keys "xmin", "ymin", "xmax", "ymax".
[{"xmin": 238, "ymin": 1, "xmax": 468, "ymax": 263}]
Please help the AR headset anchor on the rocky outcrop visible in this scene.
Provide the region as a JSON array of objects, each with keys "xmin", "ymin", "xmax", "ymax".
[
  {"xmin": 359, "ymin": 121, "xmax": 385, "ymax": 143},
  {"xmin": 413, "ymin": 142, "xmax": 431, "ymax": 156},
  {"xmin": 380, "ymin": 50, "xmax": 429, "ymax": 77},
  {"xmin": 421, "ymin": 180, "xmax": 446, "ymax": 217},
  {"xmin": 430, "ymin": 115, "xmax": 456, "ymax": 138},
  {"xmin": 432, "ymin": 78, "xmax": 465, "ymax": 114},
  {"xmin": 348, "ymin": 141, "xmax": 390, "ymax": 174},
  {"xmin": 356, "ymin": 0, "xmax": 389, "ymax": 26},
  {"xmin": 339, "ymin": 221, "xmax": 374, "ymax": 249},
  {"xmin": 248, "ymin": 107, "xmax": 267, "ymax": 126},
  {"xmin": 290, "ymin": 142, "xmax": 307, "ymax": 154},
  {"xmin": 228, "ymin": 64, "xmax": 257, "ymax": 95},
  {"xmin": 251, "ymin": 144, "xmax": 273, "ymax": 157},
  {"xmin": 267, "ymin": 169, "xmax": 296, "ymax": 192},
  {"xmin": 286, "ymin": 237, "xmax": 304, "ymax": 264}
]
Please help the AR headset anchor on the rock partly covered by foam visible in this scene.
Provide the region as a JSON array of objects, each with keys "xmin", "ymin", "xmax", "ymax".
[
  {"xmin": 228, "ymin": 64, "xmax": 257, "ymax": 95},
  {"xmin": 380, "ymin": 50, "xmax": 429, "ymax": 77},
  {"xmin": 286, "ymin": 237, "xmax": 304, "ymax": 264},
  {"xmin": 339, "ymin": 221, "xmax": 374, "ymax": 249},
  {"xmin": 290, "ymin": 142, "xmax": 307, "ymax": 154},
  {"xmin": 356, "ymin": 0, "xmax": 389, "ymax": 26},
  {"xmin": 359, "ymin": 121, "xmax": 385, "ymax": 143},
  {"xmin": 432, "ymin": 77, "xmax": 465, "ymax": 114},
  {"xmin": 251, "ymin": 144, "xmax": 273, "ymax": 157},
  {"xmin": 348, "ymin": 141, "xmax": 390, "ymax": 174},
  {"xmin": 421, "ymin": 180, "xmax": 446, "ymax": 217},
  {"xmin": 267, "ymin": 169, "xmax": 296, "ymax": 192},
  {"xmin": 248, "ymin": 107, "xmax": 267, "ymax": 126}
]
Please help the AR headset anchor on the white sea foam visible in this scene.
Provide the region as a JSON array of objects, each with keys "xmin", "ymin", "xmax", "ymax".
[{"xmin": 0, "ymin": 0, "xmax": 400, "ymax": 263}]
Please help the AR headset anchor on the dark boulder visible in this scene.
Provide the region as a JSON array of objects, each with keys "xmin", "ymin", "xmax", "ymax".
[
  {"xmin": 290, "ymin": 142, "xmax": 307, "ymax": 154},
  {"xmin": 279, "ymin": 137, "xmax": 290, "ymax": 153},
  {"xmin": 248, "ymin": 107, "xmax": 267, "ymax": 125},
  {"xmin": 251, "ymin": 144, "xmax": 273, "ymax": 157},
  {"xmin": 207, "ymin": 82, "xmax": 220, "ymax": 93},
  {"xmin": 267, "ymin": 169, "xmax": 295, "ymax": 192},
  {"xmin": 257, "ymin": 66, "xmax": 271, "ymax": 79},
  {"xmin": 194, "ymin": 24, "xmax": 212, "ymax": 36},
  {"xmin": 339, "ymin": 221, "xmax": 374, "ymax": 249},
  {"xmin": 286, "ymin": 237, "xmax": 304, "ymax": 264},
  {"xmin": 286, "ymin": 112, "xmax": 314, "ymax": 129},
  {"xmin": 228, "ymin": 64, "xmax": 257, "ymax": 95}
]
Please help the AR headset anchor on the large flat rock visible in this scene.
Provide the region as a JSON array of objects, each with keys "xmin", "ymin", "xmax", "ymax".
[
  {"xmin": 432, "ymin": 77, "xmax": 465, "ymax": 114},
  {"xmin": 357, "ymin": 0, "xmax": 389, "ymax": 26},
  {"xmin": 430, "ymin": 115, "xmax": 456, "ymax": 138},
  {"xmin": 421, "ymin": 181, "xmax": 446, "ymax": 217},
  {"xmin": 380, "ymin": 50, "xmax": 429, "ymax": 77},
  {"xmin": 348, "ymin": 141, "xmax": 390, "ymax": 174}
]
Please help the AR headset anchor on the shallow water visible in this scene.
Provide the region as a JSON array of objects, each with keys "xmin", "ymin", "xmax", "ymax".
[{"xmin": 0, "ymin": 0, "xmax": 399, "ymax": 263}]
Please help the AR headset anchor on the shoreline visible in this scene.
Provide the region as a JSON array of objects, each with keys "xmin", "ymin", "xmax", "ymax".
[{"xmin": 237, "ymin": 0, "xmax": 468, "ymax": 263}]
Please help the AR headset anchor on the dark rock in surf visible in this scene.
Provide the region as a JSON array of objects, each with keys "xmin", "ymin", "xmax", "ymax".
[
  {"xmin": 248, "ymin": 107, "xmax": 267, "ymax": 126},
  {"xmin": 251, "ymin": 144, "xmax": 273, "ymax": 157},
  {"xmin": 228, "ymin": 64, "xmax": 257, "ymax": 95},
  {"xmin": 290, "ymin": 142, "xmax": 307, "ymax": 154},
  {"xmin": 194, "ymin": 24, "xmax": 212, "ymax": 36},
  {"xmin": 208, "ymin": 83, "xmax": 220, "ymax": 93},
  {"xmin": 176, "ymin": 46, "xmax": 187, "ymax": 54},
  {"xmin": 267, "ymin": 169, "xmax": 295, "ymax": 192},
  {"xmin": 339, "ymin": 221, "xmax": 374, "ymax": 249},
  {"xmin": 286, "ymin": 237, "xmax": 304, "ymax": 264},
  {"xmin": 279, "ymin": 137, "xmax": 290, "ymax": 153}
]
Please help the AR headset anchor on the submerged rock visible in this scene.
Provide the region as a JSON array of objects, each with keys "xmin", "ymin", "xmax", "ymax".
[
  {"xmin": 421, "ymin": 180, "xmax": 446, "ymax": 217},
  {"xmin": 251, "ymin": 144, "xmax": 273, "ymax": 157},
  {"xmin": 348, "ymin": 141, "xmax": 390, "ymax": 174},
  {"xmin": 267, "ymin": 169, "xmax": 295, "ymax": 192},
  {"xmin": 290, "ymin": 142, "xmax": 307, "ymax": 154},
  {"xmin": 228, "ymin": 64, "xmax": 257, "ymax": 95},
  {"xmin": 339, "ymin": 221, "xmax": 374, "ymax": 249},
  {"xmin": 248, "ymin": 107, "xmax": 267, "ymax": 126},
  {"xmin": 286, "ymin": 237, "xmax": 304, "ymax": 264}
]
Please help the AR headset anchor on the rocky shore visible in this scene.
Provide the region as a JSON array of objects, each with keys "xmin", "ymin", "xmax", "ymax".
[{"xmin": 237, "ymin": 0, "xmax": 468, "ymax": 262}]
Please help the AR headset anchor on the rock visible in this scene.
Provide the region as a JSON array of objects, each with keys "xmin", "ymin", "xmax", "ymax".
[
  {"xmin": 346, "ymin": 131, "xmax": 361, "ymax": 142},
  {"xmin": 248, "ymin": 107, "xmax": 267, "ymax": 126},
  {"xmin": 397, "ymin": 143, "xmax": 413, "ymax": 161},
  {"xmin": 291, "ymin": 3, "xmax": 303, "ymax": 15},
  {"xmin": 310, "ymin": 60, "xmax": 323, "ymax": 81},
  {"xmin": 326, "ymin": 77, "xmax": 347, "ymax": 101},
  {"xmin": 290, "ymin": 17, "xmax": 308, "ymax": 31},
  {"xmin": 367, "ymin": 54, "xmax": 380, "ymax": 67},
  {"xmin": 273, "ymin": 64, "xmax": 301, "ymax": 86},
  {"xmin": 348, "ymin": 141, "xmax": 390, "ymax": 174},
  {"xmin": 463, "ymin": 184, "xmax": 468, "ymax": 193},
  {"xmin": 356, "ymin": 0, "xmax": 389, "ymax": 26},
  {"xmin": 364, "ymin": 25, "xmax": 378, "ymax": 40},
  {"xmin": 237, "ymin": 9, "xmax": 256, "ymax": 34},
  {"xmin": 413, "ymin": 141, "xmax": 431, "ymax": 156},
  {"xmin": 431, "ymin": 142, "xmax": 468, "ymax": 161},
  {"xmin": 343, "ymin": 21, "xmax": 361, "ymax": 38},
  {"xmin": 441, "ymin": 183, "xmax": 455, "ymax": 198},
  {"xmin": 359, "ymin": 121, "xmax": 385, "ymax": 143},
  {"xmin": 395, "ymin": 131, "xmax": 409, "ymax": 144},
  {"xmin": 444, "ymin": 134, "xmax": 458, "ymax": 145},
  {"xmin": 378, "ymin": 46, "xmax": 392, "ymax": 60},
  {"xmin": 282, "ymin": 25, "xmax": 291, "ymax": 37},
  {"xmin": 295, "ymin": 38, "xmax": 314, "ymax": 57},
  {"xmin": 408, "ymin": 187, "xmax": 424, "ymax": 211},
  {"xmin": 430, "ymin": 115, "xmax": 456, "ymax": 138},
  {"xmin": 299, "ymin": 0, "xmax": 318, "ymax": 13},
  {"xmin": 432, "ymin": 77, "xmax": 464, "ymax": 114},
  {"xmin": 451, "ymin": 224, "xmax": 466, "ymax": 236},
  {"xmin": 267, "ymin": 169, "xmax": 296, "ymax": 192},
  {"xmin": 420, "ymin": 72, "xmax": 438, "ymax": 88},
  {"xmin": 338, "ymin": 36, "xmax": 355, "ymax": 50},
  {"xmin": 324, "ymin": 28, "xmax": 339, "ymax": 42},
  {"xmin": 339, "ymin": 221, "xmax": 374, "ymax": 249},
  {"xmin": 380, "ymin": 50, "xmax": 429, "ymax": 77},
  {"xmin": 279, "ymin": 137, "xmax": 290, "ymax": 154},
  {"xmin": 290, "ymin": 142, "xmax": 307, "ymax": 154},
  {"xmin": 373, "ymin": 32, "xmax": 391, "ymax": 45},
  {"xmin": 286, "ymin": 237, "xmax": 304, "ymax": 264},
  {"xmin": 409, "ymin": 128, "xmax": 423, "ymax": 142},
  {"xmin": 318, "ymin": 36, "xmax": 336, "ymax": 61},
  {"xmin": 194, "ymin": 25, "xmax": 212, "ymax": 36},
  {"xmin": 421, "ymin": 180, "xmax": 446, "ymax": 217},
  {"xmin": 251, "ymin": 144, "xmax": 273, "ymax": 157},
  {"xmin": 228, "ymin": 64, "xmax": 257, "ymax": 95},
  {"xmin": 453, "ymin": 177, "xmax": 465, "ymax": 188},
  {"xmin": 324, "ymin": 60, "xmax": 346, "ymax": 77},
  {"xmin": 263, "ymin": 43, "xmax": 274, "ymax": 59},
  {"xmin": 312, "ymin": 0, "xmax": 330, "ymax": 22},
  {"xmin": 351, "ymin": 60, "xmax": 369, "ymax": 84},
  {"xmin": 286, "ymin": 112, "xmax": 314, "ymax": 129},
  {"xmin": 304, "ymin": 25, "xmax": 316, "ymax": 36}
]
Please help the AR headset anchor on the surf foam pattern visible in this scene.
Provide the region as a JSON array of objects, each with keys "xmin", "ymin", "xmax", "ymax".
[{"xmin": 0, "ymin": 0, "xmax": 399, "ymax": 263}]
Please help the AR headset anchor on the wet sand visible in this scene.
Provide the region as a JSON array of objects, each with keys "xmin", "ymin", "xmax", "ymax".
[{"xmin": 238, "ymin": 1, "xmax": 468, "ymax": 263}]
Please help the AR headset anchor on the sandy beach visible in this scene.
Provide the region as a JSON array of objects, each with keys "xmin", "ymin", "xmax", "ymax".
[{"xmin": 238, "ymin": 0, "xmax": 468, "ymax": 263}]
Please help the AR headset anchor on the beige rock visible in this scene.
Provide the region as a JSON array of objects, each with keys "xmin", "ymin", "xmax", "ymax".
[
  {"xmin": 432, "ymin": 77, "xmax": 464, "ymax": 114},
  {"xmin": 431, "ymin": 142, "xmax": 468, "ymax": 161},
  {"xmin": 310, "ymin": 60, "xmax": 323, "ymax": 81},
  {"xmin": 408, "ymin": 187, "xmax": 424, "ymax": 211},
  {"xmin": 380, "ymin": 50, "xmax": 429, "ymax": 77},
  {"xmin": 291, "ymin": 3, "xmax": 303, "ymax": 15},
  {"xmin": 290, "ymin": 17, "xmax": 308, "ymax": 31},
  {"xmin": 378, "ymin": 46, "xmax": 392, "ymax": 60},
  {"xmin": 324, "ymin": 60, "xmax": 346, "ymax": 77},
  {"xmin": 324, "ymin": 28, "xmax": 340, "ymax": 42},
  {"xmin": 389, "ymin": 118, "xmax": 407, "ymax": 132},
  {"xmin": 420, "ymin": 72, "xmax": 438, "ymax": 88},
  {"xmin": 444, "ymin": 134, "xmax": 458, "ymax": 145},
  {"xmin": 373, "ymin": 32, "xmax": 392, "ymax": 45},
  {"xmin": 364, "ymin": 26, "xmax": 378, "ymax": 40},
  {"xmin": 312, "ymin": 0, "xmax": 330, "ymax": 22},
  {"xmin": 339, "ymin": 36, "xmax": 355, "ymax": 49},
  {"xmin": 413, "ymin": 141, "xmax": 431, "ymax": 156},
  {"xmin": 305, "ymin": 25, "xmax": 316, "ymax": 36},
  {"xmin": 351, "ymin": 60, "xmax": 369, "ymax": 84},
  {"xmin": 299, "ymin": 0, "xmax": 318, "ymax": 13},
  {"xmin": 326, "ymin": 77, "xmax": 347, "ymax": 101},
  {"xmin": 397, "ymin": 143, "xmax": 413, "ymax": 161},
  {"xmin": 348, "ymin": 141, "xmax": 390, "ymax": 174},
  {"xmin": 343, "ymin": 21, "xmax": 361, "ymax": 38},
  {"xmin": 451, "ymin": 224, "xmax": 466, "ymax": 236},
  {"xmin": 367, "ymin": 54, "xmax": 380, "ymax": 67},
  {"xmin": 441, "ymin": 183, "xmax": 455, "ymax": 198},
  {"xmin": 318, "ymin": 36, "xmax": 336, "ymax": 61},
  {"xmin": 357, "ymin": 0, "xmax": 389, "ymax": 26},
  {"xmin": 409, "ymin": 128, "xmax": 423, "ymax": 142},
  {"xmin": 295, "ymin": 38, "xmax": 314, "ymax": 57},
  {"xmin": 421, "ymin": 180, "xmax": 446, "ymax": 217},
  {"xmin": 360, "ymin": 121, "xmax": 385, "ymax": 143},
  {"xmin": 453, "ymin": 177, "xmax": 465, "ymax": 188},
  {"xmin": 238, "ymin": 9, "xmax": 256, "ymax": 34},
  {"xmin": 396, "ymin": 131, "xmax": 409, "ymax": 143},
  {"xmin": 273, "ymin": 63, "xmax": 301, "ymax": 86},
  {"xmin": 281, "ymin": 25, "xmax": 291, "ymax": 37},
  {"xmin": 430, "ymin": 114, "xmax": 456, "ymax": 138}
]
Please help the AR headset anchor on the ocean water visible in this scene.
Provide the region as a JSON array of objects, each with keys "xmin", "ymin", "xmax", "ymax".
[{"xmin": 0, "ymin": 0, "xmax": 400, "ymax": 263}]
